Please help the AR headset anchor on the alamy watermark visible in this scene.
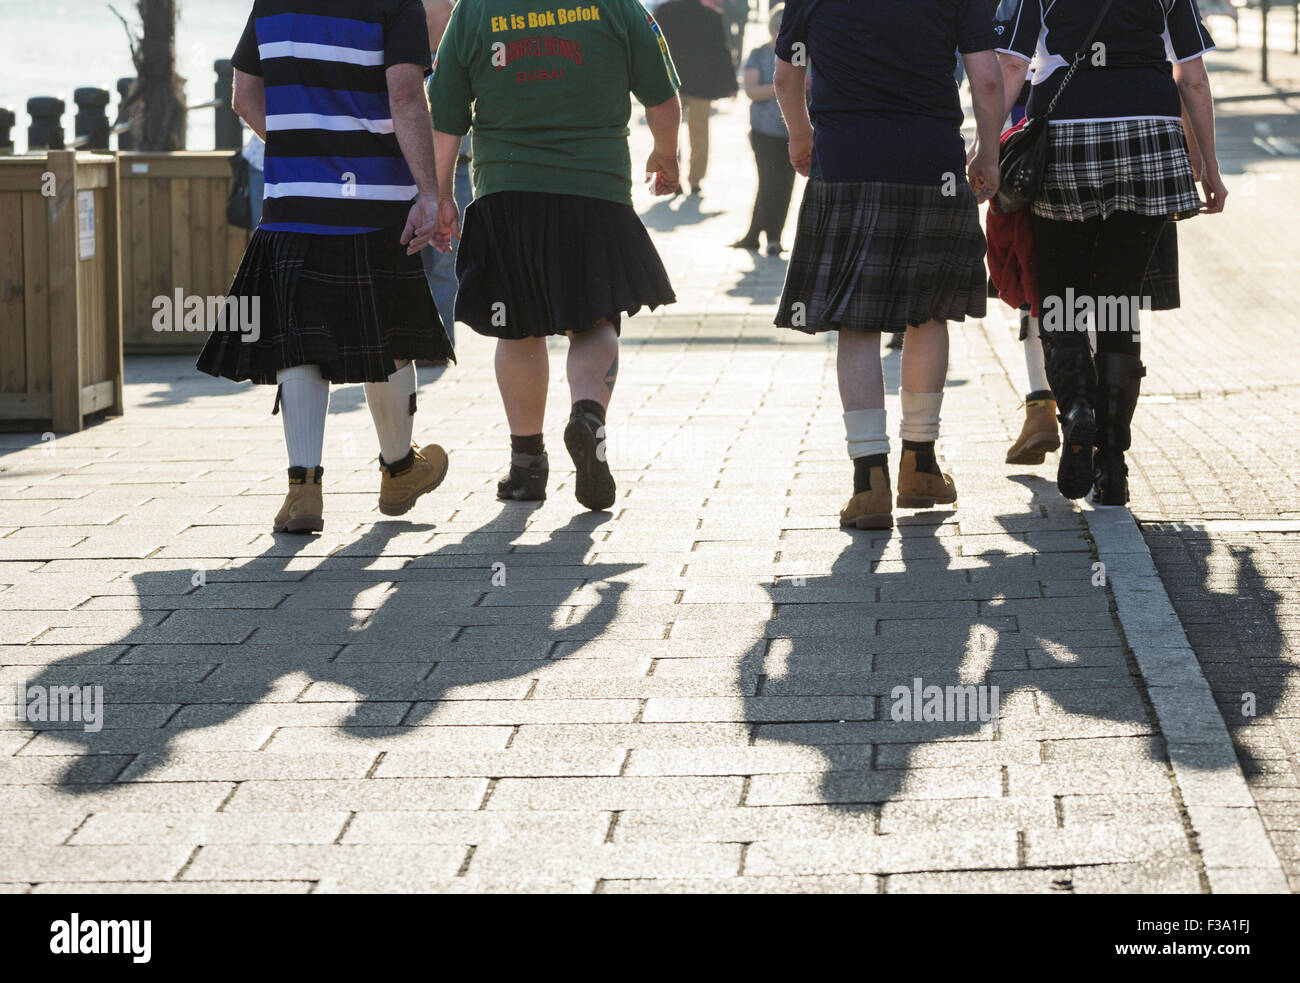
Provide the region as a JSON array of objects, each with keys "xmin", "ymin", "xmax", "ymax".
[
  {"xmin": 1, "ymin": 683, "xmax": 104, "ymax": 732},
  {"xmin": 890, "ymin": 677, "xmax": 1000, "ymax": 723},
  {"xmin": 152, "ymin": 290, "xmax": 261, "ymax": 344}
]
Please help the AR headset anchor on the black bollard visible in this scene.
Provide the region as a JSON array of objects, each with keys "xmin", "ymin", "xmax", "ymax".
[
  {"xmin": 116, "ymin": 77, "xmax": 136, "ymax": 151},
  {"xmin": 27, "ymin": 96, "xmax": 66, "ymax": 151},
  {"xmin": 0, "ymin": 107, "xmax": 14, "ymax": 155},
  {"xmin": 74, "ymin": 87, "xmax": 111, "ymax": 151},
  {"xmin": 214, "ymin": 59, "xmax": 241, "ymax": 150}
]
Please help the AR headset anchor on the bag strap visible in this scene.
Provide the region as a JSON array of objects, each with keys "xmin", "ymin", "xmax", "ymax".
[{"xmin": 1041, "ymin": 0, "xmax": 1117, "ymax": 119}]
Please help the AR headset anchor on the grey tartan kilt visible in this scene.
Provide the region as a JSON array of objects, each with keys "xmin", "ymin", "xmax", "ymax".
[
  {"xmin": 775, "ymin": 179, "xmax": 989, "ymax": 335},
  {"xmin": 1033, "ymin": 118, "xmax": 1203, "ymax": 223}
]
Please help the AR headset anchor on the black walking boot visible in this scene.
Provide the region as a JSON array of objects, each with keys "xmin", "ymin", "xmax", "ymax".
[
  {"xmin": 1045, "ymin": 345, "xmax": 1098, "ymax": 500},
  {"xmin": 1092, "ymin": 353, "xmax": 1145, "ymax": 507},
  {"xmin": 497, "ymin": 451, "xmax": 549, "ymax": 502}
]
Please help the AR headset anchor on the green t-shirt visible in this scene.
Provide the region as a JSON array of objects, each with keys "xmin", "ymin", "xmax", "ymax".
[{"xmin": 429, "ymin": 1, "xmax": 680, "ymax": 205}]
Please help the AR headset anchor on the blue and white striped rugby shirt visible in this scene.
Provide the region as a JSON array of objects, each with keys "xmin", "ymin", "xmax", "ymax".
[{"xmin": 232, "ymin": 0, "xmax": 433, "ymax": 235}]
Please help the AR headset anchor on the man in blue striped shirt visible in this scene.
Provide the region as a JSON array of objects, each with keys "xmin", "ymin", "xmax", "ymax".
[{"xmin": 198, "ymin": 0, "xmax": 455, "ymax": 535}]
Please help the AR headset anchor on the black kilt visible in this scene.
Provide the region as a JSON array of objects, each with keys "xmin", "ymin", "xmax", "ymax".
[
  {"xmin": 455, "ymin": 190, "xmax": 675, "ymax": 339},
  {"xmin": 196, "ymin": 228, "xmax": 454, "ymax": 385},
  {"xmin": 776, "ymin": 179, "xmax": 988, "ymax": 334}
]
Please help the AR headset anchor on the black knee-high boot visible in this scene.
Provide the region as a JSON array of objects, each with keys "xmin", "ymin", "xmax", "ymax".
[
  {"xmin": 1044, "ymin": 342, "xmax": 1098, "ymax": 499},
  {"xmin": 1092, "ymin": 353, "xmax": 1145, "ymax": 507}
]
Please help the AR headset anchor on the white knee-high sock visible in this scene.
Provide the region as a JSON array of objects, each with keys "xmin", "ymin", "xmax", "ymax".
[
  {"xmin": 277, "ymin": 365, "xmax": 329, "ymax": 469},
  {"xmin": 1022, "ymin": 314, "xmax": 1050, "ymax": 394},
  {"xmin": 899, "ymin": 390, "xmax": 943, "ymax": 443},
  {"xmin": 843, "ymin": 409, "xmax": 889, "ymax": 459},
  {"xmin": 365, "ymin": 362, "xmax": 417, "ymax": 465}
]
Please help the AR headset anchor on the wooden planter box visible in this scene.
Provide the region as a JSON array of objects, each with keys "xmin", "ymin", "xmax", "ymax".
[
  {"xmin": 119, "ymin": 152, "xmax": 250, "ymax": 355},
  {"xmin": 0, "ymin": 150, "xmax": 123, "ymax": 432}
]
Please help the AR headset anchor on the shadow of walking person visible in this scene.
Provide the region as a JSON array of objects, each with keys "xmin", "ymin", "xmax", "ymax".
[
  {"xmin": 24, "ymin": 507, "xmax": 640, "ymax": 790},
  {"xmin": 737, "ymin": 473, "xmax": 1283, "ymax": 875}
]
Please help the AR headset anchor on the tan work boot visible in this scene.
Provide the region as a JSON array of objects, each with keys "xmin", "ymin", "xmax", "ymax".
[
  {"xmin": 840, "ymin": 464, "xmax": 893, "ymax": 530},
  {"xmin": 273, "ymin": 466, "xmax": 324, "ymax": 534},
  {"xmin": 1006, "ymin": 397, "xmax": 1060, "ymax": 465},
  {"xmin": 378, "ymin": 443, "xmax": 449, "ymax": 516},
  {"xmin": 897, "ymin": 446, "xmax": 957, "ymax": 509}
]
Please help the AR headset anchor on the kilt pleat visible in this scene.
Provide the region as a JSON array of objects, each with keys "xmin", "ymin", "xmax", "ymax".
[
  {"xmin": 455, "ymin": 191, "xmax": 676, "ymax": 339},
  {"xmin": 196, "ymin": 228, "xmax": 454, "ymax": 386},
  {"xmin": 1034, "ymin": 118, "xmax": 1203, "ymax": 223},
  {"xmin": 775, "ymin": 179, "xmax": 988, "ymax": 334}
]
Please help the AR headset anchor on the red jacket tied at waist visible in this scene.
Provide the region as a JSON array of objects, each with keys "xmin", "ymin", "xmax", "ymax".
[{"xmin": 985, "ymin": 119, "xmax": 1041, "ymax": 316}]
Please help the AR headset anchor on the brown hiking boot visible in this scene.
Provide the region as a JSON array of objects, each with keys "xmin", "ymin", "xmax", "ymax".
[
  {"xmin": 897, "ymin": 446, "xmax": 957, "ymax": 509},
  {"xmin": 840, "ymin": 464, "xmax": 893, "ymax": 530},
  {"xmin": 273, "ymin": 466, "xmax": 324, "ymax": 534},
  {"xmin": 1006, "ymin": 397, "xmax": 1060, "ymax": 464},
  {"xmin": 378, "ymin": 443, "xmax": 449, "ymax": 516}
]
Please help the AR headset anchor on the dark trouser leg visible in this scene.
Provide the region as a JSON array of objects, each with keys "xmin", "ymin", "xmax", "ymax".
[
  {"xmin": 1090, "ymin": 212, "xmax": 1167, "ymax": 504},
  {"xmin": 753, "ymin": 130, "xmax": 795, "ymax": 246},
  {"xmin": 740, "ymin": 131, "xmax": 766, "ymax": 244},
  {"xmin": 1032, "ymin": 215, "xmax": 1101, "ymax": 499}
]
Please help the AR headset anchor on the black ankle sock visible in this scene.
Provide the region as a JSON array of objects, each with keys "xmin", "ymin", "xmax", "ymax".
[
  {"xmin": 572, "ymin": 399, "xmax": 606, "ymax": 426},
  {"xmin": 382, "ymin": 448, "xmax": 414, "ymax": 473},
  {"xmin": 511, "ymin": 433, "xmax": 545, "ymax": 456},
  {"xmin": 1026, "ymin": 389, "xmax": 1053, "ymax": 403},
  {"xmin": 902, "ymin": 440, "xmax": 941, "ymax": 475},
  {"xmin": 853, "ymin": 454, "xmax": 888, "ymax": 494}
]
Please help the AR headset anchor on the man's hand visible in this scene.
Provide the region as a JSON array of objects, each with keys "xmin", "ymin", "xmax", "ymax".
[
  {"xmin": 788, "ymin": 128, "xmax": 813, "ymax": 177},
  {"xmin": 433, "ymin": 195, "xmax": 461, "ymax": 252},
  {"xmin": 401, "ymin": 193, "xmax": 441, "ymax": 255},
  {"xmin": 968, "ymin": 148, "xmax": 1000, "ymax": 205},
  {"xmin": 645, "ymin": 146, "xmax": 679, "ymax": 196}
]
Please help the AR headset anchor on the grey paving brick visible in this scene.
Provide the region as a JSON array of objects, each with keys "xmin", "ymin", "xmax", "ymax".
[
  {"xmin": 485, "ymin": 777, "xmax": 745, "ymax": 811},
  {"xmin": 221, "ymin": 778, "xmax": 487, "ymax": 812}
]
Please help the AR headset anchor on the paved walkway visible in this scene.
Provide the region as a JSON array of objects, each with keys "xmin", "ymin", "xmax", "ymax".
[{"xmin": 0, "ymin": 19, "xmax": 1296, "ymax": 894}]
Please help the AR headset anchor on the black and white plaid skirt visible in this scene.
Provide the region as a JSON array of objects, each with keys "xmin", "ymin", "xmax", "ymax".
[
  {"xmin": 776, "ymin": 179, "xmax": 988, "ymax": 334},
  {"xmin": 1034, "ymin": 118, "xmax": 1203, "ymax": 223},
  {"xmin": 196, "ymin": 228, "xmax": 454, "ymax": 386}
]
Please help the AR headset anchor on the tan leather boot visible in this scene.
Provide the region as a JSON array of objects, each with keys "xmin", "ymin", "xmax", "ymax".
[
  {"xmin": 897, "ymin": 447, "xmax": 957, "ymax": 509},
  {"xmin": 379, "ymin": 443, "xmax": 449, "ymax": 516},
  {"xmin": 273, "ymin": 467, "xmax": 324, "ymax": 534},
  {"xmin": 1006, "ymin": 397, "xmax": 1060, "ymax": 465},
  {"xmin": 840, "ymin": 465, "xmax": 893, "ymax": 530}
]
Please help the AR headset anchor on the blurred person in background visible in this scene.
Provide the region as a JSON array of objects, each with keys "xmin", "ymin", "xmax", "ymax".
[
  {"xmin": 654, "ymin": 0, "xmax": 738, "ymax": 196},
  {"xmin": 419, "ymin": 0, "xmax": 473, "ymax": 350},
  {"xmin": 732, "ymin": 3, "xmax": 794, "ymax": 256}
]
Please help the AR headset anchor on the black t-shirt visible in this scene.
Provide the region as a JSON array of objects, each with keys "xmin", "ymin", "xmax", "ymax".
[
  {"xmin": 775, "ymin": 0, "xmax": 997, "ymax": 185},
  {"xmin": 233, "ymin": 0, "xmax": 432, "ymax": 234},
  {"xmin": 996, "ymin": 0, "xmax": 1214, "ymax": 123}
]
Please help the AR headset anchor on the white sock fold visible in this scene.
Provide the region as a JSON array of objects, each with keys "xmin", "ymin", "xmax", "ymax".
[
  {"xmin": 276, "ymin": 364, "xmax": 329, "ymax": 469},
  {"xmin": 1022, "ymin": 314, "xmax": 1050, "ymax": 394},
  {"xmin": 365, "ymin": 362, "xmax": 417, "ymax": 465},
  {"xmin": 843, "ymin": 408, "xmax": 889, "ymax": 459},
  {"xmin": 899, "ymin": 390, "xmax": 943, "ymax": 443}
]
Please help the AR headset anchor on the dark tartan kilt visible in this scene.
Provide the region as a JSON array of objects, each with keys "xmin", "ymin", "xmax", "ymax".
[
  {"xmin": 1034, "ymin": 118, "xmax": 1203, "ymax": 223},
  {"xmin": 455, "ymin": 190, "xmax": 676, "ymax": 339},
  {"xmin": 196, "ymin": 228, "xmax": 454, "ymax": 386},
  {"xmin": 776, "ymin": 179, "xmax": 988, "ymax": 334}
]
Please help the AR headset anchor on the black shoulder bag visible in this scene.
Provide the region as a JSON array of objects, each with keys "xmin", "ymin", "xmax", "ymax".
[{"xmin": 996, "ymin": 0, "xmax": 1115, "ymax": 214}]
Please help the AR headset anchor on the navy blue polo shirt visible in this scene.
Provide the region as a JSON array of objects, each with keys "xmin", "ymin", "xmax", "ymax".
[{"xmin": 774, "ymin": 0, "xmax": 997, "ymax": 185}]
